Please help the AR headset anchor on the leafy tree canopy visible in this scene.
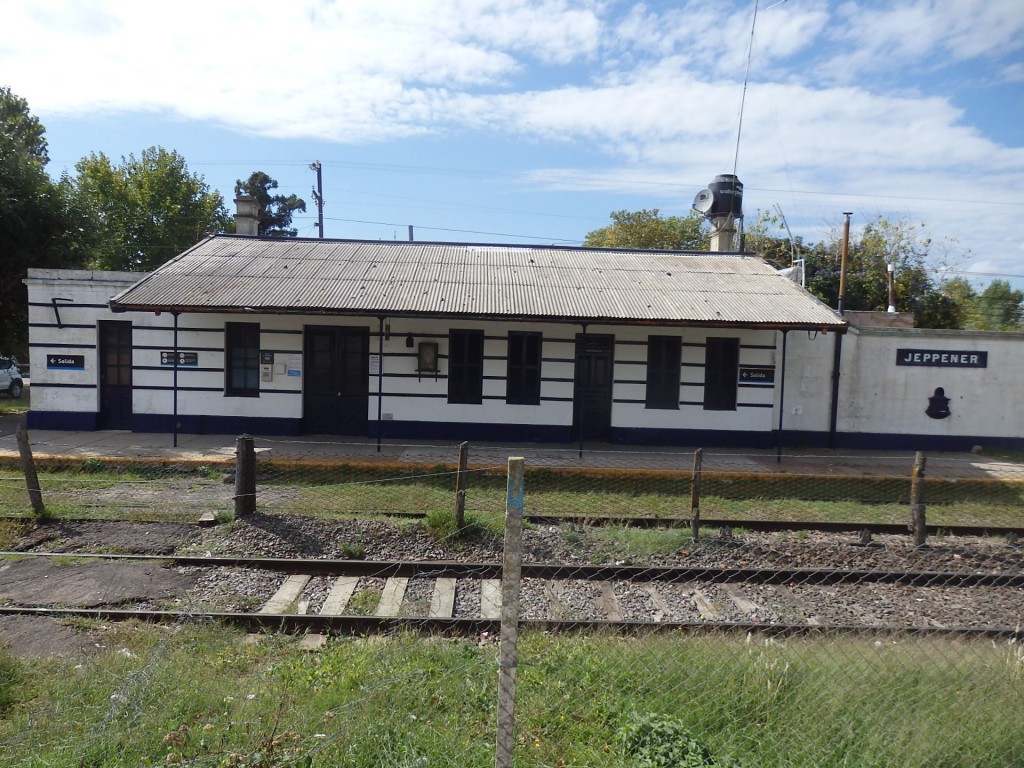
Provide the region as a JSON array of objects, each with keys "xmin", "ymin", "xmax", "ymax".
[
  {"xmin": 234, "ymin": 171, "xmax": 306, "ymax": 237},
  {"xmin": 584, "ymin": 209, "xmax": 708, "ymax": 251},
  {"xmin": 0, "ymin": 85, "xmax": 47, "ymax": 162},
  {"xmin": 75, "ymin": 147, "xmax": 230, "ymax": 271},
  {"xmin": 969, "ymin": 279, "xmax": 1023, "ymax": 331},
  {"xmin": 0, "ymin": 86, "xmax": 94, "ymax": 356},
  {"xmin": 745, "ymin": 211, "xmax": 973, "ymax": 330}
]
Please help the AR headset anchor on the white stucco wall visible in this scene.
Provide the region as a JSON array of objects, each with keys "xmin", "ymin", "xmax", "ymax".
[
  {"xmin": 782, "ymin": 324, "xmax": 1024, "ymax": 442},
  {"xmin": 28, "ymin": 268, "xmax": 1023, "ymax": 447},
  {"xmin": 25, "ymin": 269, "xmax": 145, "ymax": 414},
  {"xmin": 773, "ymin": 330, "xmax": 840, "ymax": 434},
  {"xmin": 839, "ymin": 328, "xmax": 1024, "ymax": 439},
  {"xmin": 25, "ymin": 269, "xmax": 785, "ymax": 436}
]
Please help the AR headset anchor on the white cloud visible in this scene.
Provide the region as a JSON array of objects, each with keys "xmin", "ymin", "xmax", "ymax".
[
  {"xmin": 2, "ymin": 0, "xmax": 1021, "ymax": 276},
  {"xmin": 824, "ymin": 0, "xmax": 1024, "ymax": 81}
]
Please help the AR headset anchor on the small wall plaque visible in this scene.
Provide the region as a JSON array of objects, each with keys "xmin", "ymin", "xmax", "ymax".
[
  {"xmin": 418, "ymin": 341, "xmax": 438, "ymax": 373},
  {"xmin": 160, "ymin": 351, "xmax": 198, "ymax": 366}
]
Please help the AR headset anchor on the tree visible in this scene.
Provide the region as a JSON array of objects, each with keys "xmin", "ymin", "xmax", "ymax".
[
  {"xmin": 74, "ymin": 147, "xmax": 230, "ymax": 271},
  {"xmin": 0, "ymin": 87, "xmax": 94, "ymax": 356},
  {"xmin": 743, "ymin": 211, "xmax": 972, "ymax": 329},
  {"xmin": 968, "ymin": 279, "xmax": 1023, "ymax": 330},
  {"xmin": 914, "ymin": 277, "xmax": 977, "ymax": 331},
  {"xmin": 583, "ymin": 209, "xmax": 708, "ymax": 251},
  {"xmin": 742, "ymin": 210, "xmax": 807, "ymax": 271},
  {"xmin": 234, "ymin": 171, "xmax": 306, "ymax": 237}
]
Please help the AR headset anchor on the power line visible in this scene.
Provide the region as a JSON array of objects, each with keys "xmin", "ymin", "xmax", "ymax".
[
  {"xmin": 317, "ymin": 216, "xmax": 582, "ymax": 244},
  {"xmin": 932, "ymin": 269, "xmax": 1024, "ymax": 280}
]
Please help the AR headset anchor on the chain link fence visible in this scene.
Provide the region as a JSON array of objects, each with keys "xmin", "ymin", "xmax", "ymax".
[
  {"xmin": 1, "ymin": 434, "xmax": 1023, "ymax": 766},
  {"xmin": 3, "ymin": 434, "xmax": 1023, "ymax": 535}
]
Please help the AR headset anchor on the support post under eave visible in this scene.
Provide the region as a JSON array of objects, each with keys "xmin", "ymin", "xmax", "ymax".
[
  {"xmin": 828, "ymin": 331, "xmax": 843, "ymax": 450},
  {"xmin": 776, "ymin": 329, "xmax": 788, "ymax": 463},
  {"xmin": 377, "ymin": 317, "xmax": 385, "ymax": 453},
  {"xmin": 173, "ymin": 311, "xmax": 180, "ymax": 448}
]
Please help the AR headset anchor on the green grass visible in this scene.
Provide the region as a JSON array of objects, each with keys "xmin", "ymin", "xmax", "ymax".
[
  {"xmin": 2, "ymin": 460, "xmax": 1022, "ymax": 529},
  {"xmin": 585, "ymin": 526, "xmax": 695, "ymax": 563},
  {"xmin": 0, "ymin": 623, "xmax": 1019, "ymax": 767}
]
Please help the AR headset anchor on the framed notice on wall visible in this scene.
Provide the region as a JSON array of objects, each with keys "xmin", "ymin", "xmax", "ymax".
[{"xmin": 160, "ymin": 351, "xmax": 198, "ymax": 366}]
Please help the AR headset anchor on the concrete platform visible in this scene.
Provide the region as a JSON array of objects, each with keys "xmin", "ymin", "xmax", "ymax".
[{"xmin": 0, "ymin": 426, "xmax": 1017, "ymax": 478}]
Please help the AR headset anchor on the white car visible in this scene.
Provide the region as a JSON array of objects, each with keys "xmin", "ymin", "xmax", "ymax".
[{"xmin": 0, "ymin": 357, "xmax": 25, "ymax": 398}]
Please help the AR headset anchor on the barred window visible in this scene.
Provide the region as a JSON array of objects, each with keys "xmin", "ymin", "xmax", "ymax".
[
  {"xmin": 645, "ymin": 335, "xmax": 681, "ymax": 409},
  {"xmin": 225, "ymin": 322, "xmax": 260, "ymax": 397}
]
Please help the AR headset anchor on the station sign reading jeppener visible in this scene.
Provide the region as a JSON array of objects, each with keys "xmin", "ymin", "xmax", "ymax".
[{"xmin": 896, "ymin": 349, "xmax": 988, "ymax": 368}]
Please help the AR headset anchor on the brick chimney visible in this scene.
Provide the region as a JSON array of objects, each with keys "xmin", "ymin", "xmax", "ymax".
[{"xmin": 234, "ymin": 195, "xmax": 260, "ymax": 236}]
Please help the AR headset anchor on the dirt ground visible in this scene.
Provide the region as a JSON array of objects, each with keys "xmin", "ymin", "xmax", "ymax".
[
  {"xmin": 1, "ymin": 520, "xmax": 199, "ymax": 657},
  {"xmin": 12, "ymin": 520, "xmax": 197, "ymax": 555}
]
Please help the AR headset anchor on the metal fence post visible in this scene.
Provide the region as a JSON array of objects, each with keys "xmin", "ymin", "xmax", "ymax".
[
  {"xmin": 234, "ymin": 434, "xmax": 256, "ymax": 517},
  {"xmin": 496, "ymin": 456, "xmax": 525, "ymax": 768},
  {"xmin": 455, "ymin": 441, "xmax": 469, "ymax": 529},
  {"xmin": 16, "ymin": 426, "xmax": 45, "ymax": 517},
  {"xmin": 690, "ymin": 448, "xmax": 702, "ymax": 541},
  {"xmin": 910, "ymin": 451, "xmax": 927, "ymax": 546}
]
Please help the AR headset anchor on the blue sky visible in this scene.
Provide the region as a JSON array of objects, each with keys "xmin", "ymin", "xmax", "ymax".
[{"xmin": 4, "ymin": 0, "xmax": 1023, "ymax": 288}]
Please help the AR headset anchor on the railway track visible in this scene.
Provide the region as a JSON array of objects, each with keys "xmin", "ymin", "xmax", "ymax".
[{"xmin": 2, "ymin": 551, "xmax": 1021, "ymax": 640}]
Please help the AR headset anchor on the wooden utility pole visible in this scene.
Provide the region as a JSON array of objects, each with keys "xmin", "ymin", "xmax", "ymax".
[
  {"xmin": 495, "ymin": 457, "xmax": 525, "ymax": 768},
  {"xmin": 235, "ymin": 434, "xmax": 256, "ymax": 517},
  {"xmin": 454, "ymin": 441, "xmax": 469, "ymax": 528},
  {"xmin": 310, "ymin": 161, "xmax": 324, "ymax": 238},
  {"xmin": 16, "ymin": 426, "xmax": 45, "ymax": 516},
  {"xmin": 690, "ymin": 448, "xmax": 703, "ymax": 540}
]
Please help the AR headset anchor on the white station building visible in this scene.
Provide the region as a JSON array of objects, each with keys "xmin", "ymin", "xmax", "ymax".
[{"xmin": 23, "ymin": 216, "xmax": 1024, "ymax": 452}]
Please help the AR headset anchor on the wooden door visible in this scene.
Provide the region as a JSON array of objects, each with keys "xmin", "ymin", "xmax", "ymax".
[
  {"xmin": 572, "ymin": 334, "xmax": 614, "ymax": 441},
  {"xmin": 98, "ymin": 320, "xmax": 133, "ymax": 430},
  {"xmin": 302, "ymin": 326, "xmax": 370, "ymax": 435}
]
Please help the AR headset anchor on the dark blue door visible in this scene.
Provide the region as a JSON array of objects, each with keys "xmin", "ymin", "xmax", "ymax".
[
  {"xmin": 98, "ymin": 320, "xmax": 133, "ymax": 430},
  {"xmin": 302, "ymin": 326, "xmax": 369, "ymax": 435}
]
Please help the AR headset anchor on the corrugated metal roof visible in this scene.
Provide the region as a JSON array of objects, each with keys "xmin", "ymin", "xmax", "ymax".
[{"xmin": 108, "ymin": 235, "xmax": 847, "ymax": 330}]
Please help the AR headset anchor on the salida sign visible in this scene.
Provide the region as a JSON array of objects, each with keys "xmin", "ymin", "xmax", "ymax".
[
  {"xmin": 896, "ymin": 349, "xmax": 987, "ymax": 368},
  {"xmin": 46, "ymin": 354, "xmax": 84, "ymax": 370}
]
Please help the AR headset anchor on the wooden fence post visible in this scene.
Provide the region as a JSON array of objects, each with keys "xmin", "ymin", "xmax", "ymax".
[
  {"xmin": 690, "ymin": 448, "xmax": 702, "ymax": 541},
  {"xmin": 16, "ymin": 426, "xmax": 45, "ymax": 517},
  {"xmin": 910, "ymin": 451, "xmax": 927, "ymax": 547},
  {"xmin": 495, "ymin": 456, "xmax": 525, "ymax": 768},
  {"xmin": 234, "ymin": 434, "xmax": 256, "ymax": 517},
  {"xmin": 455, "ymin": 441, "xmax": 469, "ymax": 529}
]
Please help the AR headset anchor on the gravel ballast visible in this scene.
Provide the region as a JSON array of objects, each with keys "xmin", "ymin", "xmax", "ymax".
[{"xmin": 8, "ymin": 514, "xmax": 1024, "ymax": 630}]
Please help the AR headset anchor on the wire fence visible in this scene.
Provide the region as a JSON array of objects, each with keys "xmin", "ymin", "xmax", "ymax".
[
  {"xmin": 3, "ymin": 434, "xmax": 1023, "ymax": 535},
  {"xmin": 1, "ymin": 435, "xmax": 1023, "ymax": 766}
]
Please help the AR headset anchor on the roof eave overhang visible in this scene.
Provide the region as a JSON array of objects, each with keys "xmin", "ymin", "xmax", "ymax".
[{"xmin": 108, "ymin": 301, "xmax": 848, "ymax": 334}]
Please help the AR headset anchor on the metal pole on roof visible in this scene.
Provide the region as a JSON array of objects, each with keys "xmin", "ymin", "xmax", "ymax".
[{"xmin": 837, "ymin": 211, "xmax": 853, "ymax": 314}]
